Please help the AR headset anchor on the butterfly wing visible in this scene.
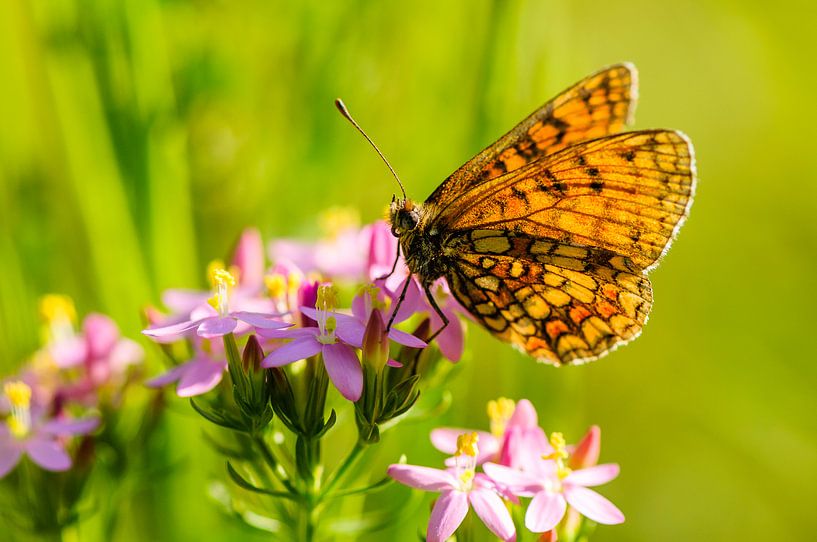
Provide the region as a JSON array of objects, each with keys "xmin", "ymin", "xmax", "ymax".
[
  {"xmin": 431, "ymin": 129, "xmax": 695, "ymax": 272},
  {"xmin": 427, "ymin": 63, "xmax": 637, "ymax": 208},
  {"xmin": 444, "ymin": 230, "xmax": 653, "ymax": 364}
]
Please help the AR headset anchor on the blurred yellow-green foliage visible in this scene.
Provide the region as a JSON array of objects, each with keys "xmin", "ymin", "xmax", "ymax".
[{"xmin": 2, "ymin": 0, "xmax": 816, "ymax": 540}]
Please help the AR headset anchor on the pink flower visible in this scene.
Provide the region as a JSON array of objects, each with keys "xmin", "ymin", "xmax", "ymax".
[
  {"xmin": 388, "ymin": 433, "xmax": 515, "ymax": 542},
  {"xmin": 484, "ymin": 432, "xmax": 624, "ymax": 532},
  {"xmin": 269, "ymin": 209, "xmax": 370, "ymax": 280},
  {"xmin": 0, "ymin": 381, "xmax": 98, "ymax": 477},
  {"xmin": 344, "ymin": 285, "xmax": 427, "ymax": 350},
  {"xmin": 146, "ymin": 341, "xmax": 227, "ymax": 397},
  {"xmin": 498, "ymin": 399, "xmax": 551, "ymax": 469},
  {"xmin": 430, "ymin": 398, "xmax": 550, "ymax": 468},
  {"xmin": 144, "ymin": 269, "xmax": 290, "ymax": 341},
  {"xmin": 379, "ymin": 275, "xmax": 466, "ymax": 362},
  {"xmin": 261, "ymin": 285, "xmax": 364, "ymax": 401}
]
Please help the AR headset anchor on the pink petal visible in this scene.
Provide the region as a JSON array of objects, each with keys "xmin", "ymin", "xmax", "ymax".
[
  {"xmin": 177, "ymin": 359, "xmax": 227, "ymax": 397},
  {"xmin": 387, "ymin": 359, "xmax": 403, "ymax": 367},
  {"xmin": 564, "ymin": 485, "xmax": 624, "ymax": 525},
  {"xmin": 190, "ymin": 304, "xmax": 218, "ymax": 320},
  {"xmin": 482, "ymin": 462, "xmax": 540, "ymax": 496},
  {"xmin": 161, "ymin": 289, "xmax": 209, "ymax": 312},
  {"xmin": 41, "ymin": 417, "xmax": 99, "ymax": 436},
  {"xmin": 334, "ymin": 317, "xmax": 365, "ymax": 347},
  {"xmin": 504, "ymin": 429, "xmax": 551, "ymax": 470},
  {"xmin": 427, "ymin": 490, "xmax": 469, "ymax": 542},
  {"xmin": 49, "ymin": 336, "xmax": 87, "ymax": 368},
  {"xmin": 257, "ymin": 327, "xmax": 316, "ymax": 340},
  {"xmin": 391, "ymin": 278, "xmax": 423, "ymax": 323},
  {"xmin": 433, "ymin": 308, "xmax": 464, "ymax": 361},
  {"xmin": 387, "ymin": 464, "xmax": 457, "ymax": 491},
  {"xmin": 469, "ymin": 488, "xmax": 516, "ymax": 541},
  {"xmin": 145, "ymin": 365, "xmax": 186, "ymax": 388},
  {"xmin": 322, "ymin": 343, "xmax": 363, "ymax": 401},
  {"xmin": 565, "ymin": 464, "xmax": 620, "ymax": 487},
  {"xmin": 269, "ymin": 240, "xmax": 317, "ymax": 275},
  {"xmin": 26, "ymin": 438, "xmax": 72, "ymax": 471},
  {"xmin": 83, "ymin": 313, "xmax": 120, "ymax": 358},
  {"xmin": 526, "ymin": 491, "xmax": 567, "ymax": 532},
  {"xmin": 232, "ymin": 228, "xmax": 265, "ymax": 292},
  {"xmin": 351, "ymin": 294, "xmax": 367, "ymax": 322},
  {"xmin": 388, "ymin": 328, "xmax": 427, "ymax": 348},
  {"xmin": 142, "ymin": 318, "xmax": 202, "ymax": 339},
  {"xmin": 262, "ymin": 337, "xmax": 322, "ymax": 367},
  {"xmin": 109, "ymin": 339, "xmax": 144, "ymax": 373},
  {"xmin": 431, "ymin": 428, "xmax": 497, "ymax": 457},
  {"xmin": 232, "ymin": 312, "xmax": 291, "ymax": 330},
  {"xmin": 0, "ymin": 440, "xmax": 23, "ymax": 478},
  {"xmin": 508, "ymin": 399, "xmax": 538, "ymax": 429},
  {"xmin": 570, "ymin": 425, "xmax": 601, "ymax": 469},
  {"xmin": 197, "ymin": 317, "xmax": 237, "ymax": 338}
]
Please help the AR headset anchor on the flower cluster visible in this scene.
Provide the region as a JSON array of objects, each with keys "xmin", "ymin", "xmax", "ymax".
[
  {"xmin": 139, "ymin": 215, "xmax": 471, "ymax": 538},
  {"xmin": 388, "ymin": 398, "xmax": 624, "ymax": 541},
  {"xmin": 1, "ymin": 295, "xmax": 143, "ymax": 477},
  {"xmin": 144, "ymin": 217, "xmax": 466, "ymax": 403}
]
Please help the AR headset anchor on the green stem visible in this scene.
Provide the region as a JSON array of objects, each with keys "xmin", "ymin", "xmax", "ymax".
[
  {"xmin": 298, "ymin": 494, "xmax": 317, "ymax": 542},
  {"xmin": 253, "ymin": 434, "xmax": 297, "ymax": 494},
  {"xmin": 320, "ymin": 440, "xmax": 366, "ymax": 498}
]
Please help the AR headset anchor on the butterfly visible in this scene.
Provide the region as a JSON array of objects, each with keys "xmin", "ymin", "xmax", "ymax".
[{"xmin": 378, "ymin": 63, "xmax": 696, "ymax": 365}]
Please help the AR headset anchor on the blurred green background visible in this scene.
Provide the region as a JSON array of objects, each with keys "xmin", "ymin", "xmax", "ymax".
[{"xmin": 2, "ymin": 0, "xmax": 816, "ymax": 540}]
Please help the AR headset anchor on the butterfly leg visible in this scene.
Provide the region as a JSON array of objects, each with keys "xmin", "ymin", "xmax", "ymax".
[
  {"xmin": 386, "ymin": 276, "xmax": 412, "ymax": 332},
  {"xmin": 376, "ymin": 242, "xmax": 402, "ymax": 281},
  {"xmin": 423, "ymin": 282, "xmax": 449, "ymax": 346}
]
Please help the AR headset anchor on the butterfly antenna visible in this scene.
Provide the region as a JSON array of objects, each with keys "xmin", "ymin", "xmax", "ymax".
[{"xmin": 335, "ymin": 98, "xmax": 407, "ymax": 200}]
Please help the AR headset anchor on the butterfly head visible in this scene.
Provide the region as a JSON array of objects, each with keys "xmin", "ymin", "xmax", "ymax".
[{"xmin": 388, "ymin": 196, "xmax": 421, "ymax": 237}]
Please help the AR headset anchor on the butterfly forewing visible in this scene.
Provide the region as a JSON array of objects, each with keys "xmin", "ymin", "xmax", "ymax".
[
  {"xmin": 432, "ymin": 130, "xmax": 695, "ymax": 272},
  {"xmin": 427, "ymin": 63, "xmax": 637, "ymax": 209},
  {"xmin": 445, "ymin": 230, "xmax": 653, "ymax": 364}
]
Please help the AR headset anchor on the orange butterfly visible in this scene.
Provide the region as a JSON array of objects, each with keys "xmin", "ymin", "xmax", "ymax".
[{"xmin": 347, "ymin": 63, "xmax": 696, "ymax": 365}]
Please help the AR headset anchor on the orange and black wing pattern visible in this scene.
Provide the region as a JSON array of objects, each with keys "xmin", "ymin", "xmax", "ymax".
[
  {"xmin": 427, "ymin": 63, "xmax": 637, "ymax": 209},
  {"xmin": 434, "ymin": 129, "xmax": 695, "ymax": 272},
  {"xmin": 436, "ymin": 129, "xmax": 695, "ymax": 364},
  {"xmin": 445, "ymin": 230, "xmax": 653, "ymax": 364}
]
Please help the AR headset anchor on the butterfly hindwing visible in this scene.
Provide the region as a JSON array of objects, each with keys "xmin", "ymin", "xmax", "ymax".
[
  {"xmin": 444, "ymin": 230, "xmax": 653, "ymax": 365},
  {"xmin": 427, "ymin": 63, "xmax": 637, "ymax": 209}
]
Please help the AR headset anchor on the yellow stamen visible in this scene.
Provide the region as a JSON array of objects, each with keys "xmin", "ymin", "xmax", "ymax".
[
  {"xmin": 213, "ymin": 269, "xmax": 237, "ymax": 288},
  {"xmin": 207, "ymin": 269, "xmax": 236, "ymax": 316},
  {"xmin": 458, "ymin": 468, "xmax": 475, "ymax": 487},
  {"xmin": 265, "ymin": 274, "xmax": 287, "ymax": 299},
  {"xmin": 287, "ymin": 273, "xmax": 302, "ymax": 297},
  {"xmin": 360, "ymin": 284, "xmax": 387, "ymax": 313},
  {"xmin": 39, "ymin": 294, "xmax": 76, "ymax": 326},
  {"xmin": 4, "ymin": 381, "xmax": 32, "ymax": 439},
  {"xmin": 4, "ymin": 382, "xmax": 31, "ymax": 408},
  {"xmin": 316, "ymin": 284, "xmax": 338, "ymax": 312},
  {"xmin": 455, "ymin": 432, "xmax": 479, "ymax": 492},
  {"xmin": 318, "ymin": 206, "xmax": 360, "ymax": 238},
  {"xmin": 39, "ymin": 294, "xmax": 77, "ymax": 345},
  {"xmin": 487, "ymin": 397, "xmax": 516, "ymax": 437},
  {"xmin": 456, "ymin": 432, "xmax": 479, "ymax": 458},
  {"xmin": 544, "ymin": 432, "xmax": 572, "ymax": 480},
  {"xmin": 317, "ymin": 316, "xmax": 337, "ymax": 345},
  {"xmin": 208, "ymin": 260, "xmax": 239, "ymax": 288},
  {"xmin": 207, "ymin": 259, "xmax": 226, "ymax": 287}
]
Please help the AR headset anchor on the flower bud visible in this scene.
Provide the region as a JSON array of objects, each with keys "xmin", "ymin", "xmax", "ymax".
[
  {"xmin": 569, "ymin": 425, "xmax": 601, "ymax": 470},
  {"xmin": 362, "ymin": 310, "xmax": 389, "ymax": 374}
]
